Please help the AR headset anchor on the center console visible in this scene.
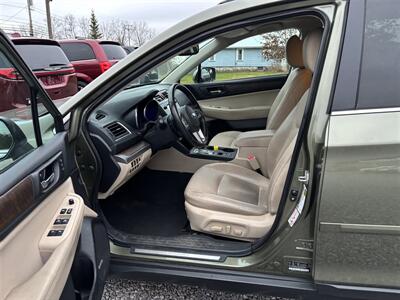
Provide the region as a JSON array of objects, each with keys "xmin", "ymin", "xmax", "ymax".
[{"xmin": 189, "ymin": 146, "xmax": 237, "ymax": 161}]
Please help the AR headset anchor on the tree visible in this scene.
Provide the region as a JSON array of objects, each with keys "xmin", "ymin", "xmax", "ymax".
[
  {"xmin": 262, "ymin": 29, "xmax": 299, "ymax": 61},
  {"xmin": 89, "ymin": 10, "xmax": 102, "ymax": 39},
  {"xmin": 129, "ymin": 21, "xmax": 155, "ymax": 47},
  {"xmin": 48, "ymin": 12, "xmax": 155, "ymax": 45}
]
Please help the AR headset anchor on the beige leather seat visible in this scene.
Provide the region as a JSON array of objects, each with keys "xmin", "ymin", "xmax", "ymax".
[
  {"xmin": 185, "ymin": 29, "xmax": 322, "ymax": 240},
  {"xmin": 209, "ymin": 35, "xmax": 312, "ymax": 148}
]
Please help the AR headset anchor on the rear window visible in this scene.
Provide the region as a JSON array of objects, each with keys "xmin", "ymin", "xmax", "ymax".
[
  {"xmin": 100, "ymin": 44, "xmax": 126, "ymax": 60},
  {"xmin": 14, "ymin": 44, "xmax": 70, "ymax": 71},
  {"xmin": 357, "ymin": 0, "xmax": 400, "ymax": 109},
  {"xmin": 0, "ymin": 52, "xmax": 12, "ymax": 68},
  {"xmin": 60, "ymin": 42, "xmax": 96, "ymax": 61}
]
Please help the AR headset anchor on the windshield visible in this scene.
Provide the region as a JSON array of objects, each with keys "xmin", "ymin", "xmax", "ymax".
[
  {"xmin": 134, "ymin": 56, "xmax": 190, "ymax": 85},
  {"xmin": 131, "ymin": 41, "xmax": 210, "ymax": 86},
  {"xmin": 100, "ymin": 44, "xmax": 127, "ymax": 60},
  {"xmin": 14, "ymin": 44, "xmax": 70, "ymax": 71}
]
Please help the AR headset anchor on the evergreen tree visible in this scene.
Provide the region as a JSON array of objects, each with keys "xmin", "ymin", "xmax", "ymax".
[{"xmin": 89, "ymin": 10, "xmax": 102, "ymax": 39}]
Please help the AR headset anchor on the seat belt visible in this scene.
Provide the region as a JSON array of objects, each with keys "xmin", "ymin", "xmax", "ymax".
[{"xmin": 247, "ymin": 154, "xmax": 264, "ymax": 175}]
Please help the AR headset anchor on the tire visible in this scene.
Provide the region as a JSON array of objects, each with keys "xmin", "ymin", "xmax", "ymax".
[{"xmin": 77, "ymin": 80, "xmax": 88, "ymax": 91}]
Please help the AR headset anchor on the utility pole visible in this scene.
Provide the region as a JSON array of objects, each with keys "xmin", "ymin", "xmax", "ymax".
[
  {"xmin": 27, "ymin": 0, "xmax": 33, "ymax": 36},
  {"xmin": 45, "ymin": 0, "xmax": 53, "ymax": 39}
]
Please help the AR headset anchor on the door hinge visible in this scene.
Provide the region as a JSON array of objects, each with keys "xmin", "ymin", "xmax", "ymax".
[{"xmin": 298, "ymin": 170, "xmax": 310, "ymax": 185}]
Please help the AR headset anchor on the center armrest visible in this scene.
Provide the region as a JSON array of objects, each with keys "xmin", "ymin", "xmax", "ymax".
[{"xmin": 233, "ymin": 130, "xmax": 275, "ymax": 148}]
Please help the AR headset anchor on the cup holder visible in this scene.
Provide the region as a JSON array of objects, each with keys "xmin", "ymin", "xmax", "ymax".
[{"xmin": 207, "ymin": 146, "xmax": 235, "ymax": 153}]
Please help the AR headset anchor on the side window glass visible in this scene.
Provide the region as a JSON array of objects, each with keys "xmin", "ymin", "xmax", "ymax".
[
  {"xmin": 357, "ymin": 0, "xmax": 400, "ymax": 109},
  {"xmin": 181, "ymin": 29, "xmax": 299, "ymax": 84},
  {"xmin": 60, "ymin": 43, "xmax": 96, "ymax": 61},
  {"xmin": 0, "ymin": 50, "xmax": 54, "ymax": 172}
]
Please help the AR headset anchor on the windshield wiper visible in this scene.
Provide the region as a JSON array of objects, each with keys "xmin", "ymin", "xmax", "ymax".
[{"xmin": 32, "ymin": 63, "xmax": 69, "ymax": 72}]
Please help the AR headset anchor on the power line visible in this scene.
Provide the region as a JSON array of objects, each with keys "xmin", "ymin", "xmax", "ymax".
[{"xmin": 5, "ymin": 5, "xmax": 27, "ymax": 21}]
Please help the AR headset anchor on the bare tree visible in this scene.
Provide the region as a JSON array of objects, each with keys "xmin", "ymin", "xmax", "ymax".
[
  {"xmin": 129, "ymin": 21, "xmax": 155, "ymax": 46},
  {"xmin": 49, "ymin": 13, "xmax": 155, "ymax": 45},
  {"xmin": 64, "ymin": 15, "xmax": 78, "ymax": 39},
  {"xmin": 77, "ymin": 17, "xmax": 90, "ymax": 38},
  {"xmin": 262, "ymin": 29, "xmax": 299, "ymax": 61}
]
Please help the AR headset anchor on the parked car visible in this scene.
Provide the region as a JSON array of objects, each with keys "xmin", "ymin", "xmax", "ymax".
[
  {"xmin": 59, "ymin": 39, "xmax": 127, "ymax": 90},
  {"xmin": 1, "ymin": 0, "xmax": 400, "ymax": 300},
  {"xmin": 0, "ymin": 38, "xmax": 77, "ymax": 112},
  {"xmin": 122, "ymin": 45, "xmax": 138, "ymax": 54}
]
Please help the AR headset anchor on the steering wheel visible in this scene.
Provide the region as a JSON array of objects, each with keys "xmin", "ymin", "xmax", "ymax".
[{"xmin": 168, "ymin": 84, "xmax": 208, "ymax": 147}]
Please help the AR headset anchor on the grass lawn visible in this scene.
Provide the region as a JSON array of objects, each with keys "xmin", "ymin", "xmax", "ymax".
[{"xmin": 180, "ymin": 71, "xmax": 286, "ymax": 84}]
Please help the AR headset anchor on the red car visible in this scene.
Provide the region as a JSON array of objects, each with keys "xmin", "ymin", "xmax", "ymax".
[
  {"xmin": 59, "ymin": 39, "xmax": 127, "ymax": 90},
  {"xmin": 0, "ymin": 38, "xmax": 77, "ymax": 113}
]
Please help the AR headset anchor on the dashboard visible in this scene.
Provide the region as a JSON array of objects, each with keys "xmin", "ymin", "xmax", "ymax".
[{"xmin": 87, "ymin": 83, "xmax": 178, "ymax": 196}]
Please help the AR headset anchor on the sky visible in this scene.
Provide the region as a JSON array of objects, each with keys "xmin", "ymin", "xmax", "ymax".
[{"xmin": 0, "ymin": 0, "xmax": 221, "ymax": 36}]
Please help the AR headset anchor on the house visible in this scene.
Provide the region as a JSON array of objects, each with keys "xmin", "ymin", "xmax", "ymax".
[{"xmin": 202, "ymin": 35, "xmax": 281, "ymax": 70}]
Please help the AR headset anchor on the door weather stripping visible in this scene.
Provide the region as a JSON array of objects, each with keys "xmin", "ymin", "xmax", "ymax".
[{"xmin": 132, "ymin": 248, "xmax": 222, "ymax": 261}]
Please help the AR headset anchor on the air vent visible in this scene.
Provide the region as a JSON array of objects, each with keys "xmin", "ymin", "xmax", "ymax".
[
  {"xmin": 154, "ymin": 90, "xmax": 168, "ymax": 102},
  {"xmin": 95, "ymin": 112, "xmax": 106, "ymax": 120},
  {"xmin": 104, "ymin": 122, "xmax": 129, "ymax": 139}
]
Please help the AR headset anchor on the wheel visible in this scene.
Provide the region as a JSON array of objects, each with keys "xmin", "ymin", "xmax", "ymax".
[{"xmin": 77, "ymin": 80, "xmax": 88, "ymax": 91}]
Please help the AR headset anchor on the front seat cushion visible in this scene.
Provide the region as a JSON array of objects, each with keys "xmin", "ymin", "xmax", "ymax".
[{"xmin": 185, "ymin": 163, "xmax": 276, "ymax": 240}]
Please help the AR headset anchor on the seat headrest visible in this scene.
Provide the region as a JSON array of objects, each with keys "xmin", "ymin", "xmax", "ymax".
[
  {"xmin": 286, "ymin": 35, "xmax": 304, "ymax": 68},
  {"xmin": 303, "ymin": 28, "xmax": 323, "ymax": 73}
]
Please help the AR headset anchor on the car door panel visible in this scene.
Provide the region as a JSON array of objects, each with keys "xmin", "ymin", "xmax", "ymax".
[
  {"xmin": 186, "ymin": 75, "xmax": 286, "ymax": 133},
  {"xmin": 0, "ymin": 179, "xmax": 92, "ymax": 300},
  {"xmin": 0, "ymin": 31, "xmax": 108, "ymax": 300},
  {"xmin": 199, "ymin": 89, "xmax": 279, "ymax": 120},
  {"xmin": 315, "ymin": 112, "xmax": 400, "ymax": 288},
  {"xmin": 187, "ymin": 75, "xmax": 286, "ymax": 101}
]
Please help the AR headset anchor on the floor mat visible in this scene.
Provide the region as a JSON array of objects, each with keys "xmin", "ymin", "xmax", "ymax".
[{"xmin": 100, "ymin": 168, "xmax": 192, "ymax": 236}]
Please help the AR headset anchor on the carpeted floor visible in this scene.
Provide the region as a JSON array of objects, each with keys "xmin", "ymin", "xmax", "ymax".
[{"xmin": 100, "ymin": 168, "xmax": 192, "ymax": 236}]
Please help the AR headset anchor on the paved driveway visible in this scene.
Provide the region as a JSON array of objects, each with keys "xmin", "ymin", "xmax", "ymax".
[{"xmin": 102, "ymin": 278, "xmax": 293, "ymax": 300}]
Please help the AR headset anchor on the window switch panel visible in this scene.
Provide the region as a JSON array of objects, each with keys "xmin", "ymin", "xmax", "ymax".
[{"xmin": 48, "ymin": 230, "xmax": 57, "ymax": 236}]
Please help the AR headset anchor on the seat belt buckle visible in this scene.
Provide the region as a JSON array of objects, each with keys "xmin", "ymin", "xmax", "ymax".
[{"xmin": 247, "ymin": 154, "xmax": 262, "ymax": 175}]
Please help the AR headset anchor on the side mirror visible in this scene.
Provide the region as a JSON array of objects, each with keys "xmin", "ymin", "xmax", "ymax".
[
  {"xmin": 0, "ymin": 121, "xmax": 13, "ymax": 160},
  {"xmin": 0, "ymin": 117, "xmax": 33, "ymax": 161},
  {"xmin": 192, "ymin": 67, "xmax": 216, "ymax": 83}
]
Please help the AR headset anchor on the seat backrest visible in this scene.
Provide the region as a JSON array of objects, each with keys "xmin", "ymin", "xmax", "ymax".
[
  {"xmin": 266, "ymin": 35, "xmax": 312, "ymax": 130},
  {"xmin": 264, "ymin": 28, "xmax": 322, "ymax": 214}
]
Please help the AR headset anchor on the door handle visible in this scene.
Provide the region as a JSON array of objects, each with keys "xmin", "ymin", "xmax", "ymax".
[
  {"xmin": 41, "ymin": 172, "xmax": 55, "ymax": 190},
  {"xmin": 207, "ymin": 87, "xmax": 225, "ymax": 96},
  {"xmin": 209, "ymin": 89, "xmax": 223, "ymax": 95}
]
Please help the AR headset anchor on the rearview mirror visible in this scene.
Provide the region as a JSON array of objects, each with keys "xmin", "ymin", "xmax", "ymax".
[{"xmin": 179, "ymin": 45, "xmax": 199, "ymax": 56}]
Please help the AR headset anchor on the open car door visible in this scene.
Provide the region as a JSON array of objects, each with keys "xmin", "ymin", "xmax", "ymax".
[{"xmin": 0, "ymin": 31, "xmax": 109, "ymax": 300}]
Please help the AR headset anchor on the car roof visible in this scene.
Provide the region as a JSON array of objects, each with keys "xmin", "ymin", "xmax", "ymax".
[{"xmin": 11, "ymin": 37, "xmax": 61, "ymax": 46}]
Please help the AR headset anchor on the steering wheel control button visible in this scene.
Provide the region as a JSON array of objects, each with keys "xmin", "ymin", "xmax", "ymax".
[
  {"xmin": 60, "ymin": 208, "xmax": 67, "ymax": 214},
  {"xmin": 68, "ymin": 198, "xmax": 75, "ymax": 205}
]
